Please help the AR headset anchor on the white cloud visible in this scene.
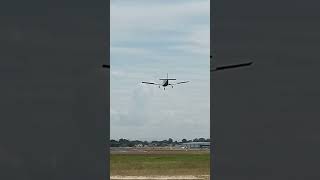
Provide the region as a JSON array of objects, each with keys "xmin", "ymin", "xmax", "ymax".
[
  {"xmin": 110, "ymin": 69, "xmax": 127, "ymax": 78},
  {"xmin": 111, "ymin": 0, "xmax": 209, "ymax": 32},
  {"xmin": 111, "ymin": 47, "xmax": 151, "ymax": 57},
  {"xmin": 111, "ymin": 0, "xmax": 210, "ymax": 57}
]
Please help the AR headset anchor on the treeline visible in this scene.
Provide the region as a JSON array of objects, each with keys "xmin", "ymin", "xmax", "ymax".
[{"xmin": 110, "ymin": 138, "xmax": 210, "ymax": 147}]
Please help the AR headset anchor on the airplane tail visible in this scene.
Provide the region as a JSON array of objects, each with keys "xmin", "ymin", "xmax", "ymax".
[{"xmin": 159, "ymin": 73, "xmax": 176, "ymax": 80}]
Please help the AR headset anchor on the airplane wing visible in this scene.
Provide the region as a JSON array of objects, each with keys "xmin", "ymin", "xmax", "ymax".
[
  {"xmin": 141, "ymin": 82, "xmax": 161, "ymax": 85},
  {"xmin": 211, "ymin": 62, "xmax": 253, "ymax": 72},
  {"xmin": 171, "ymin": 81, "xmax": 190, "ymax": 85},
  {"xmin": 102, "ymin": 64, "xmax": 110, "ymax": 68}
]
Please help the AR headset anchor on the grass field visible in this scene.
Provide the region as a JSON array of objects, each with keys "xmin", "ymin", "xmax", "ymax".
[{"xmin": 110, "ymin": 149, "xmax": 210, "ymax": 176}]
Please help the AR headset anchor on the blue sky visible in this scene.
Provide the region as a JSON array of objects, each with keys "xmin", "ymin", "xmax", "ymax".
[{"xmin": 110, "ymin": 0, "xmax": 210, "ymax": 141}]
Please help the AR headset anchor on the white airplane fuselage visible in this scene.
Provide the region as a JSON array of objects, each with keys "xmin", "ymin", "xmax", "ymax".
[
  {"xmin": 161, "ymin": 79, "xmax": 169, "ymax": 87},
  {"xmin": 159, "ymin": 79, "xmax": 174, "ymax": 90}
]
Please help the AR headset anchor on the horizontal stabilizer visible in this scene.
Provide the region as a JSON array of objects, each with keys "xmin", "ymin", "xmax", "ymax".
[
  {"xmin": 212, "ymin": 62, "xmax": 253, "ymax": 71},
  {"xmin": 159, "ymin": 79, "xmax": 176, "ymax": 80}
]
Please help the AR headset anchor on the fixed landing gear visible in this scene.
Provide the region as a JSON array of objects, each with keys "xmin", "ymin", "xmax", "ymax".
[
  {"xmin": 171, "ymin": 85, "xmax": 173, "ymax": 88},
  {"xmin": 164, "ymin": 88, "xmax": 165, "ymax": 90}
]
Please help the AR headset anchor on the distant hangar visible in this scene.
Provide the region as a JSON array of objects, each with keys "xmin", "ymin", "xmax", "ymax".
[{"xmin": 182, "ymin": 142, "xmax": 210, "ymax": 149}]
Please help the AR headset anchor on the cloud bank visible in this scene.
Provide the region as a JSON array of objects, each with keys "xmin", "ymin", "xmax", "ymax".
[{"xmin": 110, "ymin": 0, "xmax": 210, "ymax": 141}]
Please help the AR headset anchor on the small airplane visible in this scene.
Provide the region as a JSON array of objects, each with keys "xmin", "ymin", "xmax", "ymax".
[
  {"xmin": 141, "ymin": 73, "xmax": 189, "ymax": 90},
  {"xmin": 104, "ymin": 55, "xmax": 253, "ymax": 90}
]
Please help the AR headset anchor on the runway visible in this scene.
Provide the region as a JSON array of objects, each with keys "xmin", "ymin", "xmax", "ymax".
[{"xmin": 110, "ymin": 175, "xmax": 210, "ymax": 180}]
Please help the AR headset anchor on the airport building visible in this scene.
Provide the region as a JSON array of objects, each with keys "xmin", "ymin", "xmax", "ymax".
[{"xmin": 182, "ymin": 142, "xmax": 210, "ymax": 149}]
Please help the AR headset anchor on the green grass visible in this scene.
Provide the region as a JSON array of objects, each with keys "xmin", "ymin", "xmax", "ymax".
[{"xmin": 110, "ymin": 153, "xmax": 210, "ymax": 176}]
